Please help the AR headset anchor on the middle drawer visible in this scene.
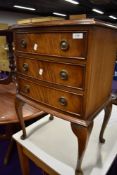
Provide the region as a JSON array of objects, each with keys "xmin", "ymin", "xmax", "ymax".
[{"xmin": 16, "ymin": 57, "xmax": 85, "ymax": 90}]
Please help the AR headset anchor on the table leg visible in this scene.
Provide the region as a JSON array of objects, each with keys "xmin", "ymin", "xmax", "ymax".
[
  {"xmin": 17, "ymin": 143, "xmax": 30, "ymax": 175},
  {"xmin": 15, "ymin": 97, "xmax": 26, "ymax": 139},
  {"xmin": 4, "ymin": 138, "xmax": 15, "ymax": 165},
  {"xmin": 71, "ymin": 122, "xmax": 94, "ymax": 175},
  {"xmin": 99, "ymin": 102, "xmax": 112, "ymax": 143}
]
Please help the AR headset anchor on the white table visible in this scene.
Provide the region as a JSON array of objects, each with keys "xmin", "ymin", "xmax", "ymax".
[{"xmin": 13, "ymin": 105, "xmax": 117, "ymax": 175}]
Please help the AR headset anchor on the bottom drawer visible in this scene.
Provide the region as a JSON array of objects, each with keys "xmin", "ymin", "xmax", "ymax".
[{"xmin": 18, "ymin": 78, "xmax": 83, "ymax": 116}]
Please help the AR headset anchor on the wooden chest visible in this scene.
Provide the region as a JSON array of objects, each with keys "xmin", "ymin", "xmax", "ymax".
[
  {"xmin": 13, "ymin": 19, "xmax": 116, "ymax": 123},
  {"xmin": 12, "ymin": 19, "xmax": 117, "ymax": 174}
]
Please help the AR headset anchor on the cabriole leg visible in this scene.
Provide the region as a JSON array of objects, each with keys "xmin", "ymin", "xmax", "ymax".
[
  {"xmin": 71, "ymin": 122, "xmax": 94, "ymax": 175},
  {"xmin": 99, "ymin": 102, "xmax": 112, "ymax": 143},
  {"xmin": 15, "ymin": 97, "xmax": 26, "ymax": 139}
]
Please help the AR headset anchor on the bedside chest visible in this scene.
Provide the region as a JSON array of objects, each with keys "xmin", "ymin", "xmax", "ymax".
[{"xmin": 12, "ymin": 19, "xmax": 117, "ymax": 175}]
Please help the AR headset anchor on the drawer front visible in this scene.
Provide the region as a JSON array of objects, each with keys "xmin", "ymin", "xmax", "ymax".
[
  {"xmin": 15, "ymin": 32, "xmax": 87, "ymax": 58},
  {"xmin": 18, "ymin": 78, "xmax": 83, "ymax": 116},
  {"xmin": 17, "ymin": 57, "xmax": 85, "ymax": 90}
]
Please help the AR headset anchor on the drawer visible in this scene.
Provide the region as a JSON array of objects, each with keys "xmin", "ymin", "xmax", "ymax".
[
  {"xmin": 18, "ymin": 78, "xmax": 83, "ymax": 116},
  {"xmin": 17, "ymin": 57, "xmax": 85, "ymax": 90},
  {"xmin": 15, "ymin": 32, "xmax": 87, "ymax": 58}
]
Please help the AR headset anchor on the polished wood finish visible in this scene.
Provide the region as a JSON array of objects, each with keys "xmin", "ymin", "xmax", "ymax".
[
  {"xmin": 13, "ymin": 19, "xmax": 117, "ymax": 174},
  {"xmin": 0, "ymin": 83, "xmax": 45, "ymax": 124},
  {"xmin": 0, "ymin": 83, "xmax": 46, "ymax": 164},
  {"xmin": 15, "ymin": 96, "xmax": 26, "ymax": 139},
  {"xmin": 18, "ymin": 77, "xmax": 83, "ymax": 117},
  {"xmin": 17, "ymin": 57, "xmax": 85, "ymax": 90},
  {"xmin": 99, "ymin": 91, "xmax": 117, "ymax": 145},
  {"xmin": 0, "ymin": 29, "xmax": 47, "ymax": 165},
  {"xmin": 99, "ymin": 102, "xmax": 112, "ymax": 144},
  {"xmin": 71, "ymin": 122, "xmax": 94, "ymax": 175},
  {"xmin": 84, "ymin": 27, "xmax": 116, "ymax": 119},
  {"xmin": 15, "ymin": 32, "xmax": 87, "ymax": 59}
]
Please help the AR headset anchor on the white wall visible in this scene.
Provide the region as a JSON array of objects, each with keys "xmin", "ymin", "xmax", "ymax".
[{"xmin": 0, "ymin": 10, "xmax": 38, "ymax": 25}]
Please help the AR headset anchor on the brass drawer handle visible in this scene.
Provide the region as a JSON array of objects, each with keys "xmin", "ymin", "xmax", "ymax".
[
  {"xmin": 58, "ymin": 97, "xmax": 67, "ymax": 106},
  {"xmin": 60, "ymin": 40, "xmax": 69, "ymax": 51},
  {"xmin": 59, "ymin": 70, "xmax": 68, "ymax": 80},
  {"xmin": 20, "ymin": 39, "xmax": 27, "ymax": 48},
  {"xmin": 22, "ymin": 85, "xmax": 30, "ymax": 94},
  {"xmin": 22, "ymin": 63, "xmax": 29, "ymax": 72}
]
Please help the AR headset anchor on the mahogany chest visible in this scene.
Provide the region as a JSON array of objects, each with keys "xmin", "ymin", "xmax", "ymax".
[{"xmin": 12, "ymin": 19, "xmax": 117, "ymax": 174}]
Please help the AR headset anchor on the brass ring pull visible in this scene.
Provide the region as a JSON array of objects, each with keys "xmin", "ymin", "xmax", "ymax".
[
  {"xmin": 59, "ymin": 70, "xmax": 68, "ymax": 80},
  {"xmin": 22, "ymin": 85, "xmax": 30, "ymax": 94},
  {"xmin": 58, "ymin": 97, "xmax": 67, "ymax": 106},
  {"xmin": 20, "ymin": 39, "xmax": 27, "ymax": 48},
  {"xmin": 60, "ymin": 40, "xmax": 69, "ymax": 51},
  {"xmin": 22, "ymin": 63, "xmax": 29, "ymax": 72}
]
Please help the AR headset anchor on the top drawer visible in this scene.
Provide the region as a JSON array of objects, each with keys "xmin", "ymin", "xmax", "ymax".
[{"xmin": 15, "ymin": 32, "xmax": 87, "ymax": 59}]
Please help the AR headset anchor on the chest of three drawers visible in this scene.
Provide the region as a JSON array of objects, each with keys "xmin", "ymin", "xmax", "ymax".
[
  {"xmin": 15, "ymin": 29, "xmax": 88, "ymax": 121},
  {"xmin": 13, "ymin": 20, "xmax": 117, "ymax": 174}
]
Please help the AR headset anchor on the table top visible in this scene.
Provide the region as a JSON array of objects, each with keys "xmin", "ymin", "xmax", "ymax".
[
  {"xmin": 13, "ymin": 106, "xmax": 117, "ymax": 175},
  {"xmin": 0, "ymin": 83, "xmax": 45, "ymax": 124}
]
